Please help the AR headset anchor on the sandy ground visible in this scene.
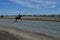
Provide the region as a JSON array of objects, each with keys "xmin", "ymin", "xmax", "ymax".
[{"xmin": 0, "ymin": 25, "xmax": 59, "ymax": 40}]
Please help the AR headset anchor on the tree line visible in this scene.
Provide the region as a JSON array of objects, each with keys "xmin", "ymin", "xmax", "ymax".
[{"xmin": 0, "ymin": 14, "xmax": 60, "ymax": 18}]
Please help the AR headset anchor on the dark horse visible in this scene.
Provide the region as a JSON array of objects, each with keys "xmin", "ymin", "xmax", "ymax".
[{"xmin": 15, "ymin": 15, "xmax": 22, "ymax": 22}]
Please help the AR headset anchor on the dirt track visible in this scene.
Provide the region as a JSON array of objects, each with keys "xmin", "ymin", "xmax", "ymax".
[
  {"xmin": 0, "ymin": 19, "xmax": 60, "ymax": 38},
  {"xmin": 0, "ymin": 25, "xmax": 59, "ymax": 40}
]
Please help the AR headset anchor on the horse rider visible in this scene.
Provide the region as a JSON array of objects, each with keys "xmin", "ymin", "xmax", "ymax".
[{"xmin": 15, "ymin": 14, "xmax": 22, "ymax": 22}]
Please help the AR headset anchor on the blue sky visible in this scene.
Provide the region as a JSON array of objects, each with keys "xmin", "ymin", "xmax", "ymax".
[{"xmin": 0, "ymin": 0, "xmax": 60, "ymax": 15}]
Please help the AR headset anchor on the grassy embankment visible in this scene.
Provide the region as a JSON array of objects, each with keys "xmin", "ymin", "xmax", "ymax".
[
  {"xmin": 22, "ymin": 17, "xmax": 60, "ymax": 22},
  {"xmin": 0, "ymin": 17, "xmax": 60, "ymax": 22}
]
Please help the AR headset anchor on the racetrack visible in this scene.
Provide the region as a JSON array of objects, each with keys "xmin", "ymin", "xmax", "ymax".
[{"xmin": 0, "ymin": 19, "xmax": 60, "ymax": 38}]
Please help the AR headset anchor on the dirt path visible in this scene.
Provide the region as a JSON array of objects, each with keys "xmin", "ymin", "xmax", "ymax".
[{"xmin": 0, "ymin": 25, "xmax": 59, "ymax": 40}]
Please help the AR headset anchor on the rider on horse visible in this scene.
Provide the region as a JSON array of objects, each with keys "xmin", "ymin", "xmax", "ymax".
[{"xmin": 15, "ymin": 14, "xmax": 22, "ymax": 22}]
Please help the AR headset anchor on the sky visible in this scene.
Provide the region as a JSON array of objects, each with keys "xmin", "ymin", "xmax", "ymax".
[{"xmin": 0, "ymin": 0, "xmax": 60, "ymax": 15}]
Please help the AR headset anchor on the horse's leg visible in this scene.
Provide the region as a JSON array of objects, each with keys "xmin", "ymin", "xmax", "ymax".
[
  {"xmin": 20, "ymin": 18, "xmax": 23, "ymax": 23},
  {"xmin": 15, "ymin": 17, "xmax": 17, "ymax": 22},
  {"xmin": 19, "ymin": 17, "xmax": 22, "ymax": 21},
  {"xmin": 20, "ymin": 18, "xmax": 22, "ymax": 21},
  {"xmin": 16, "ymin": 18, "xmax": 17, "ymax": 22}
]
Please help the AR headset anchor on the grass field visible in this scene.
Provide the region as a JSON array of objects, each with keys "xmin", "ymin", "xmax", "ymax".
[
  {"xmin": 22, "ymin": 17, "xmax": 60, "ymax": 22},
  {"xmin": 0, "ymin": 16, "xmax": 60, "ymax": 22}
]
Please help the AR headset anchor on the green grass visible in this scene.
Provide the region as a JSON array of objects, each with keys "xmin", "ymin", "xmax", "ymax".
[
  {"xmin": 22, "ymin": 17, "xmax": 60, "ymax": 22},
  {"xmin": 0, "ymin": 17, "xmax": 60, "ymax": 22}
]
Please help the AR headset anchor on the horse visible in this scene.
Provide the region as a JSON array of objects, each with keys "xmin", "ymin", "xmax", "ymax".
[{"xmin": 15, "ymin": 15, "xmax": 22, "ymax": 22}]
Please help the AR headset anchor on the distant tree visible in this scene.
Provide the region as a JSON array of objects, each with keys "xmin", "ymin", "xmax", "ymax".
[
  {"xmin": 46, "ymin": 15, "xmax": 51, "ymax": 17},
  {"xmin": 58, "ymin": 14, "xmax": 60, "ymax": 18},
  {"xmin": 51, "ymin": 15, "xmax": 56, "ymax": 17},
  {"xmin": 1, "ymin": 15, "xmax": 4, "ymax": 18},
  {"xmin": 44, "ymin": 15, "xmax": 46, "ymax": 17}
]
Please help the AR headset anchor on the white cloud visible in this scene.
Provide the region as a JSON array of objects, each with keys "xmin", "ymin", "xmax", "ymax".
[
  {"xmin": 51, "ymin": 5, "xmax": 56, "ymax": 8},
  {"xmin": 9, "ymin": 0, "xmax": 56, "ymax": 8},
  {"xmin": 30, "ymin": 0, "xmax": 56, "ymax": 4},
  {"xmin": 30, "ymin": 0, "xmax": 43, "ymax": 3},
  {"xmin": 10, "ymin": 0, "xmax": 40, "ymax": 8},
  {"xmin": 44, "ymin": 1, "xmax": 56, "ymax": 5},
  {"xmin": 30, "ymin": 0, "xmax": 56, "ymax": 8}
]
